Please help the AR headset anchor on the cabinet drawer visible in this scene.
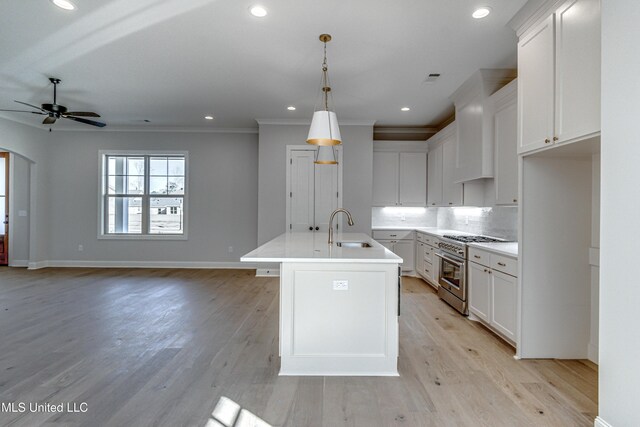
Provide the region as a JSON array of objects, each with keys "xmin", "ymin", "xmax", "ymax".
[
  {"xmin": 491, "ymin": 254, "xmax": 517, "ymax": 276},
  {"xmin": 373, "ymin": 230, "xmax": 413, "ymax": 240},
  {"xmin": 469, "ymin": 248, "xmax": 490, "ymax": 265},
  {"xmin": 416, "ymin": 233, "xmax": 427, "ymax": 244}
]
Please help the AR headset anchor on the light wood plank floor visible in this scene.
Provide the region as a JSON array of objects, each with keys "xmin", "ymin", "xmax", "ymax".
[{"xmin": 0, "ymin": 268, "xmax": 597, "ymax": 426}]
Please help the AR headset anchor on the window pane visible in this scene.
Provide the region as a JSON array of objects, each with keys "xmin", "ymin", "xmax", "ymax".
[
  {"xmin": 167, "ymin": 177, "xmax": 184, "ymax": 194},
  {"xmin": 150, "ymin": 177, "xmax": 167, "ymax": 194},
  {"xmin": 150, "ymin": 197, "xmax": 183, "ymax": 234},
  {"xmin": 127, "ymin": 176, "xmax": 144, "ymax": 194},
  {"xmin": 106, "ymin": 197, "xmax": 142, "ymax": 234},
  {"xmin": 127, "ymin": 157, "xmax": 144, "ymax": 176},
  {"xmin": 107, "ymin": 156, "xmax": 126, "ymax": 175},
  {"xmin": 150, "ymin": 157, "xmax": 168, "ymax": 175},
  {"xmin": 107, "ymin": 175, "xmax": 125, "ymax": 194},
  {"xmin": 168, "ymin": 158, "xmax": 185, "ymax": 176}
]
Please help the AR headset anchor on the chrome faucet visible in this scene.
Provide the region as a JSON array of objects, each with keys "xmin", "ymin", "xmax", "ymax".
[{"xmin": 328, "ymin": 208, "xmax": 355, "ymax": 245}]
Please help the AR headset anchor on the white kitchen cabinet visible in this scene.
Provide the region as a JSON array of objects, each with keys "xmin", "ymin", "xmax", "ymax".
[
  {"xmin": 427, "ymin": 144, "xmax": 443, "ymax": 207},
  {"xmin": 288, "ymin": 148, "xmax": 340, "ymax": 232},
  {"xmin": 373, "ymin": 230, "xmax": 415, "ymax": 273},
  {"xmin": 373, "ymin": 149, "xmax": 426, "ymax": 207},
  {"xmin": 469, "ymin": 262, "xmax": 491, "ymax": 323},
  {"xmin": 517, "ymin": 0, "xmax": 600, "ymax": 155},
  {"xmin": 492, "ymin": 80, "xmax": 518, "ymax": 205},
  {"xmin": 415, "ymin": 241, "xmax": 426, "ymax": 278},
  {"xmin": 415, "ymin": 232, "xmax": 439, "ymax": 289},
  {"xmin": 450, "ymin": 69, "xmax": 516, "ymax": 182},
  {"xmin": 372, "ymin": 152, "xmax": 399, "ymax": 206},
  {"xmin": 468, "ymin": 247, "xmax": 517, "ymax": 344},
  {"xmin": 442, "ymin": 136, "xmax": 463, "ymax": 206}
]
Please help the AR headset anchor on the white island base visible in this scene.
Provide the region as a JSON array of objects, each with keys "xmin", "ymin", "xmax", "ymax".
[{"xmin": 241, "ymin": 232, "xmax": 401, "ymax": 376}]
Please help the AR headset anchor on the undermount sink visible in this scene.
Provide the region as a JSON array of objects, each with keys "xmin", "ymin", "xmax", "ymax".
[{"xmin": 336, "ymin": 241, "xmax": 372, "ymax": 248}]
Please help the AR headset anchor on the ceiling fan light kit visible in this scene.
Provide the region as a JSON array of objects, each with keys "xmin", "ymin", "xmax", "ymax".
[
  {"xmin": 0, "ymin": 77, "xmax": 106, "ymax": 128},
  {"xmin": 307, "ymin": 33, "xmax": 341, "ymax": 165}
]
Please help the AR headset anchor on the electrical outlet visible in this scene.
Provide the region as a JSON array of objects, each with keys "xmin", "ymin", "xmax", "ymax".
[
  {"xmin": 333, "ymin": 280, "xmax": 348, "ymax": 290},
  {"xmin": 228, "ymin": 246, "xmax": 233, "ymax": 253},
  {"xmin": 78, "ymin": 244, "xmax": 84, "ymax": 252}
]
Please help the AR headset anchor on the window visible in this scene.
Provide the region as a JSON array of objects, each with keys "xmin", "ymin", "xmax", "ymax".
[{"xmin": 100, "ymin": 152, "xmax": 187, "ymax": 238}]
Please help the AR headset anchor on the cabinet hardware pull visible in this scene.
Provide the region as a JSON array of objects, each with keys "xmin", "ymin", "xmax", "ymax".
[
  {"xmin": 432, "ymin": 203, "xmax": 436, "ymax": 205},
  {"xmin": 315, "ymin": 226, "xmax": 319, "ymax": 231},
  {"xmin": 390, "ymin": 234, "xmax": 397, "ymax": 237},
  {"xmin": 484, "ymin": 269, "xmax": 487, "ymax": 272},
  {"xmin": 553, "ymin": 136, "xmax": 559, "ymax": 141},
  {"xmin": 545, "ymin": 138, "xmax": 551, "ymax": 144},
  {"xmin": 513, "ymin": 199, "xmax": 517, "ymax": 203},
  {"xmin": 497, "ymin": 262, "xmax": 506, "ymax": 267},
  {"xmin": 474, "ymin": 255, "xmax": 481, "ymax": 259},
  {"xmin": 309, "ymin": 226, "xmax": 313, "ymax": 231},
  {"xmin": 449, "ymin": 202, "xmax": 453, "ymax": 205}
]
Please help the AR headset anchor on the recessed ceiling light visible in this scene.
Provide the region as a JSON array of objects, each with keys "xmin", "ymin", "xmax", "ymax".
[
  {"xmin": 472, "ymin": 7, "xmax": 491, "ymax": 19},
  {"xmin": 401, "ymin": 107, "xmax": 411, "ymax": 112},
  {"xmin": 287, "ymin": 106, "xmax": 296, "ymax": 111},
  {"xmin": 51, "ymin": 0, "xmax": 76, "ymax": 10},
  {"xmin": 204, "ymin": 115, "xmax": 214, "ymax": 120},
  {"xmin": 250, "ymin": 5, "xmax": 267, "ymax": 17}
]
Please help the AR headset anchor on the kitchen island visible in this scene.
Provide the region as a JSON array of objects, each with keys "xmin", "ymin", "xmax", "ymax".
[{"xmin": 241, "ymin": 232, "xmax": 402, "ymax": 376}]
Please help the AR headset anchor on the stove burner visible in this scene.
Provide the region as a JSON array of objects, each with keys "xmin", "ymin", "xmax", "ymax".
[{"xmin": 442, "ymin": 235, "xmax": 505, "ymax": 244}]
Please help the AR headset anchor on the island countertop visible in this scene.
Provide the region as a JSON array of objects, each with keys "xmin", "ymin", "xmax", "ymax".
[{"xmin": 241, "ymin": 232, "xmax": 402, "ymax": 264}]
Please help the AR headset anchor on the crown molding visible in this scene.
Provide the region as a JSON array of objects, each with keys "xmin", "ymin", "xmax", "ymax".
[{"xmin": 256, "ymin": 118, "xmax": 376, "ymax": 126}]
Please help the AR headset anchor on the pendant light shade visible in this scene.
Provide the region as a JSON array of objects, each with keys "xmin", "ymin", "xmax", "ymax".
[
  {"xmin": 314, "ymin": 145, "xmax": 338, "ymax": 164},
  {"xmin": 307, "ymin": 111, "xmax": 341, "ymax": 146},
  {"xmin": 307, "ymin": 34, "xmax": 342, "ymax": 154}
]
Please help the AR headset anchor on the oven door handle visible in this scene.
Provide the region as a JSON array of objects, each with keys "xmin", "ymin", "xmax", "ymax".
[{"xmin": 434, "ymin": 252, "xmax": 464, "ymax": 267}]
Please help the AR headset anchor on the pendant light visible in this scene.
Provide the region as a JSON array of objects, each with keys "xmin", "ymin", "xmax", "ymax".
[{"xmin": 307, "ymin": 34, "xmax": 341, "ymax": 164}]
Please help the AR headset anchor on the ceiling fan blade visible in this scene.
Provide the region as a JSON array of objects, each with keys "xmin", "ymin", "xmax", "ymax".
[
  {"xmin": 64, "ymin": 111, "xmax": 101, "ymax": 117},
  {"xmin": 14, "ymin": 100, "xmax": 45, "ymax": 112},
  {"xmin": 64, "ymin": 116, "xmax": 106, "ymax": 128},
  {"xmin": 0, "ymin": 109, "xmax": 46, "ymax": 115},
  {"xmin": 43, "ymin": 116, "xmax": 56, "ymax": 125}
]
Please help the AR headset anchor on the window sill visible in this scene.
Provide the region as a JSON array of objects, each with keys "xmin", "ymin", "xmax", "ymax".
[{"xmin": 97, "ymin": 233, "xmax": 188, "ymax": 241}]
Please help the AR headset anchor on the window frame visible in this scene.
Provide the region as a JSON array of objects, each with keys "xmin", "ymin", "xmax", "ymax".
[{"xmin": 98, "ymin": 150, "xmax": 189, "ymax": 240}]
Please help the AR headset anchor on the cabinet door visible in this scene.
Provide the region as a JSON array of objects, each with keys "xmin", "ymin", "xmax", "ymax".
[
  {"xmin": 427, "ymin": 145, "xmax": 443, "ymax": 207},
  {"xmin": 415, "ymin": 242, "xmax": 425, "ymax": 277},
  {"xmin": 495, "ymin": 100, "xmax": 519, "ymax": 205},
  {"xmin": 554, "ymin": 0, "xmax": 601, "ymax": 143},
  {"xmin": 394, "ymin": 241, "xmax": 415, "ymax": 273},
  {"xmin": 518, "ymin": 15, "xmax": 555, "ymax": 154},
  {"xmin": 430, "ymin": 246, "xmax": 439, "ymax": 285},
  {"xmin": 491, "ymin": 270, "xmax": 517, "ymax": 342},
  {"xmin": 289, "ymin": 150, "xmax": 315, "ymax": 231},
  {"xmin": 399, "ymin": 153, "xmax": 427, "ymax": 206},
  {"xmin": 455, "ymin": 94, "xmax": 487, "ymax": 182},
  {"xmin": 469, "ymin": 262, "xmax": 491, "ymax": 322},
  {"xmin": 314, "ymin": 158, "xmax": 339, "ymax": 232},
  {"xmin": 422, "ymin": 245, "xmax": 433, "ymax": 283},
  {"xmin": 372, "ymin": 152, "xmax": 399, "ymax": 206},
  {"xmin": 442, "ymin": 137, "xmax": 463, "ymax": 206}
]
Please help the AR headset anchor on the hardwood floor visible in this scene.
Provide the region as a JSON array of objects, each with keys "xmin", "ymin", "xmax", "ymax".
[{"xmin": 0, "ymin": 268, "xmax": 597, "ymax": 426}]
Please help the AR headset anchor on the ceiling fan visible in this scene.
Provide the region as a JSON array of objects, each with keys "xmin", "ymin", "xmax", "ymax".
[{"xmin": 0, "ymin": 77, "xmax": 106, "ymax": 128}]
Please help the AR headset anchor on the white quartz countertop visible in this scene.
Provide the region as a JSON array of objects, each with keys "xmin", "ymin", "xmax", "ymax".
[
  {"xmin": 467, "ymin": 242, "xmax": 519, "ymax": 258},
  {"xmin": 241, "ymin": 232, "xmax": 402, "ymax": 264},
  {"xmin": 372, "ymin": 226, "xmax": 475, "ymax": 238}
]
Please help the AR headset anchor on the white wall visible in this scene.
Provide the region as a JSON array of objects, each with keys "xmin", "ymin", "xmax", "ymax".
[
  {"xmin": 589, "ymin": 153, "xmax": 600, "ymax": 364},
  {"xmin": 44, "ymin": 130, "xmax": 258, "ymax": 265},
  {"xmin": 0, "ymin": 117, "xmax": 49, "ymax": 265},
  {"xmin": 599, "ymin": 1, "xmax": 640, "ymax": 425},
  {"xmin": 257, "ymin": 123, "xmax": 373, "ymax": 245}
]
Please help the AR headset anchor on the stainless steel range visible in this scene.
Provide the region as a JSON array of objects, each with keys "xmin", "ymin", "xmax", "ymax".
[{"xmin": 435, "ymin": 234, "xmax": 506, "ymax": 315}]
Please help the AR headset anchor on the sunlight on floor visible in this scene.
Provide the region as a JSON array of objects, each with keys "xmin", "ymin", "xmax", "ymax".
[{"xmin": 205, "ymin": 396, "xmax": 272, "ymax": 427}]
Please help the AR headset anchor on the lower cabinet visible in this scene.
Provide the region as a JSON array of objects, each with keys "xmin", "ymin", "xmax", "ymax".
[
  {"xmin": 415, "ymin": 232, "xmax": 439, "ymax": 288},
  {"xmin": 373, "ymin": 230, "xmax": 415, "ymax": 273},
  {"xmin": 468, "ymin": 248, "xmax": 517, "ymax": 344}
]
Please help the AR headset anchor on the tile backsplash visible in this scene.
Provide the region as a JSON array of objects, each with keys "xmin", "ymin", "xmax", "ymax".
[{"xmin": 372, "ymin": 206, "xmax": 518, "ymax": 241}]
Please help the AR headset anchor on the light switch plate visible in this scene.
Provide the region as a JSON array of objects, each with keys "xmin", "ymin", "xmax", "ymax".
[{"xmin": 333, "ymin": 280, "xmax": 348, "ymax": 290}]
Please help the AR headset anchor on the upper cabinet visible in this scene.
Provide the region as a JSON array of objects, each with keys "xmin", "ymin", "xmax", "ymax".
[
  {"xmin": 427, "ymin": 144, "xmax": 443, "ymax": 207},
  {"xmin": 372, "ymin": 142, "xmax": 427, "ymax": 207},
  {"xmin": 450, "ymin": 69, "xmax": 516, "ymax": 183},
  {"xmin": 491, "ymin": 80, "xmax": 518, "ymax": 205},
  {"xmin": 516, "ymin": 0, "xmax": 601, "ymax": 154}
]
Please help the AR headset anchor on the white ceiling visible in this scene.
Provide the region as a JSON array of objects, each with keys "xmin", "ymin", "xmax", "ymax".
[{"xmin": 0, "ymin": 0, "xmax": 526, "ymax": 131}]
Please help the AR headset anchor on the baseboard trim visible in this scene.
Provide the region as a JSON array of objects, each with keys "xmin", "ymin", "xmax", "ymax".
[
  {"xmin": 594, "ymin": 416, "xmax": 612, "ymax": 427},
  {"xmin": 588, "ymin": 343, "xmax": 599, "ymax": 364},
  {"xmin": 256, "ymin": 268, "xmax": 280, "ymax": 277},
  {"xmin": 29, "ymin": 261, "xmax": 260, "ymax": 270},
  {"xmin": 9, "ymin": 260, "xmax": 28, "ymax": 267}
]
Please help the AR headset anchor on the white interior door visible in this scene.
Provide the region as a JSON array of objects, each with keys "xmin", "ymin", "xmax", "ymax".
[
  {"xmin": 289, "ymin": 150, "xmax": 315, "ymax": 232},
  {"xmin": 314, "ymin": 151, "xmax": 339, "ymax": 232}
]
